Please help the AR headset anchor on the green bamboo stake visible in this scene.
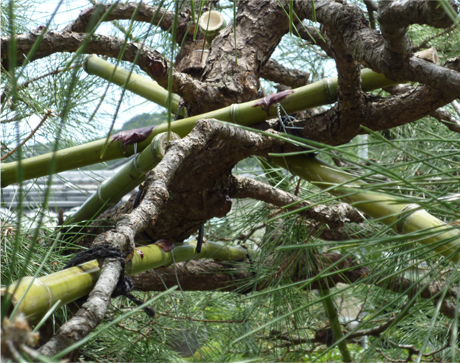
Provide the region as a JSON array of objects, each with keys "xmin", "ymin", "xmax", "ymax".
[
  {"xmin": 270, "ymin": 155, "xmax": 460, "ymax": 262},
  {"xmin": 318, "ymin": 289, "xmax": 352, "ymax": 362},
  {"xmin": 84, "ymin": 55, "xmax": 184, "ymax": 115},
  {"xmin": 66, "ymin": 132, "xmax": 180, "ymax": 224},
  {"xmin": 1, "ymin": 240, "xmax": 254, "ymax": 324},
  {"xmin": 0, "ymin": 59, "xmax": 398, "ymax": 187}
]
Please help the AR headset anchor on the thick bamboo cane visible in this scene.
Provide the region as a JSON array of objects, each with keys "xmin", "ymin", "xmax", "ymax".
[
  {"xmin": 270, "ymin": 155, "xmax": 460, "ymax": 262},
  {"xmin": 66, "ymin": 132, "xmax": 180, "ymax": 224},
  {"xmin": 1, "ymin": 241, "xmax": 253, "ymax": 324},
  {"xmin": 83, "ymin": 55, "xmax": 184, "ymax": 115}
]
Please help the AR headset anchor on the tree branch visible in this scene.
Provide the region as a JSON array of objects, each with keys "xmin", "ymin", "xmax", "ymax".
[
  {"xmin": 295, "ymin": 0, "xmax": 460, "ymax": 97},
  {"xmin": 0, "ymin": 30, "xmax": 211, "ymax": 108},
  {"xmin": 321, "ymin": 14, "xmax": 364, "ymax": 125},
  {"xmin": 1, "ymin": 109, "xmax": 53, "ymax": 161},
  {"xmin": 38, "ymin": 258, "xmax": 123, "ymax": 357},
  {"xmin": 439, "ymin": 298, "xmax": 460, "ymax": 319},
  {"xmin": 363, "ymin": 0, "xmax": 377, "ymax": 29},
  {"xmin": 291, "ymin": 82, "xmax": 457, "ymax": 146},
  {"xmin": 133, "ymin": 251, "xmax": 458, "ymax": 322},
  {"xmin": 347, "ymin": 300, "xmax": 415, "ymax": 341},
  {"xmin": 85, "ymin": 120, "xmax": 290, "ymax": 252},
  {"xmin": 63, "ymin": 3, "xmax": 177, "ymax": 34},
  {"xmin": 429, "ymin": 107, "xmax": 460, "ymax": 134},
  {"xmin": 377, "ymin": 1, "xmax": 413, "ymax": 66},
  {"xmin": 259, "ymin": 59, "xmax": 310, "ymax": 88},
  {"xmin": 133, "ymin": 250, "xmax": 367, "ymax": 293},
  {"xmin": 379, "ymin": 1, "xmax": 458, "ymax": 29},
  {"xmin": 228, "ymin": 174, "xmax": 363, "ymax": 228}
]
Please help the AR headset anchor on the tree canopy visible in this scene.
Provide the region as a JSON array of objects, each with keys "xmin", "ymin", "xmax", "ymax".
[{"xmin": 1, "ymin": 0, "xmax": 460, "ymax": 362}]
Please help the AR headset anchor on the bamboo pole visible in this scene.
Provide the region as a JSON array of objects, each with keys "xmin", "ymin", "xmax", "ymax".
[
  {"xmin": 66, "ymin": 132, "xmax": 180, "ymax": 224},
  {"xmin": 270, "ymin": 155, "xmax": 460, "ymax": 262},
  {"xmin": 1, "ymin": 241, "xmax": 253, "ymax": 324},
  {"xmin": 0, "ymin": 60, "xmax": 398, "ymax": 187},
  {"xmin": 84, "ymin": 55, "xmax": 185, "ymax": 115}
]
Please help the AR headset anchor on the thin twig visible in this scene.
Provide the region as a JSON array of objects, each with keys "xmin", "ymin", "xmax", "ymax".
[
  {"xmin": 237, "ymin": 223, "xmax": 265, "ymax": 241},
  {"xmin": 412, "ymin": 25, "xmax": 456, "ymax": 52},
  {"xmin": 363, "ymin": 0, "xmax": 377, "ymax": 29},
  {"xmin": 1, "ymin": 109, "xmax": 53, "ymax": 161},
  {"xmin": 1, "ymin": 112, "xmax": 35, "ymax": 124},
  {"xmin": 387, "ymin": 328, "xmax": 451, "ymax": 359},
  {"xmin": 1, "ymin": 63, "xmax": 83, "ymax": 104},
  {"xmin": 348, "ymin": 300, "xmax": 416, "ymax": 340},
  {"xmin": 375, "ymin": 348, "xmax": 408, "ymax": 363},
  {"xmin": 156, "ymin": 310, "xmax": 245, "ymax": 324}
]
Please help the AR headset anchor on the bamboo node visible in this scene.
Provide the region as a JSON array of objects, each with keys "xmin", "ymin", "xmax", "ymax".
[{"xmin": 396, "ymin": 203, "xmax": 421, "ymax": 234}]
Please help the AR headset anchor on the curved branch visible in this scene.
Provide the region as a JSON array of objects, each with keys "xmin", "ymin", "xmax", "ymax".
[
  {"xmin": 0, "ymin": 31, "xmax": 207, "ymax": 104},
  {"xmin": 378, "ymin": 0, "xmax": 457, "ymax": 30},
  {"xmin": 295, "ymin": 0, "xmax": 460, "ymax": 97},
  {"xmin": 63, "ymin": 3, "xmax": 178, "ymax": 34},
  {"xmin": 290, "ymin": 82, "xmax": 457, "ymax": 146},
  {"xmin": 259, "ymin": 59, "xmax": 310, "ymax": 88},
  {"xmin": 62, "ymin": 2, "xmax": 200, "ymax": 43},
  {"xmin": 228, "ymin": 175, "xmax": 362, "ymax": 228},
  {"xmin": 377, "ymin": 1, "xmax": 412, "ymax": 69}
]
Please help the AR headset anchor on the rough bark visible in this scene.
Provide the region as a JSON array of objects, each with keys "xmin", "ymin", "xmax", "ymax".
[
  {"xmin": 81, "ymin": 120, "xmax": 291, "ymax": 250},
  {"xmin": 228, "ymin": 175, "xmax": 363, "ymax": 228},
  {"xmin": 295, "ymin": 0, "xmax": 460, "ymax": 97},
  {"xmin": 253, "ymin": 78, "xmax": 459, "ymax": 146},
  {"xmin": 38, "ymin": 258, "xmax": 122, "ymax": 357}
]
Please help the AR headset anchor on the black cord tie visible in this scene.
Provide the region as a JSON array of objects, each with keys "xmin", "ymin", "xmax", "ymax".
[
  {"xmin": 276, "ymin": 103, "xmax": 318, "ymax": 158},
  {"xmin": 196, "ymin": 225, "xmax": 205, "ymax": 254},
  {"xmin": 64, "ymin": 243, "xmax": 155, "ymax": 318}
]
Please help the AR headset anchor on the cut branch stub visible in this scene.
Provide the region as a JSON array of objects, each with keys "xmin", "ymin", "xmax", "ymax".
[{"xmin": 111, "ymin": 126, "xmax": 155, "ymax": 150}]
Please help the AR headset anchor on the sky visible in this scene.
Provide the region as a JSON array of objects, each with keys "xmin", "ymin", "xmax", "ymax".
[{"xmin": 5, "ymin": 0, "xmax": 163, "ymax": 144}]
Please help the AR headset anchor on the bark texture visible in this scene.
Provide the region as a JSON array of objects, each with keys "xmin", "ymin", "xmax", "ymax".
[{"xmin": 38, "ymin": 259, "xmax": 122, "ymax": 357}]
